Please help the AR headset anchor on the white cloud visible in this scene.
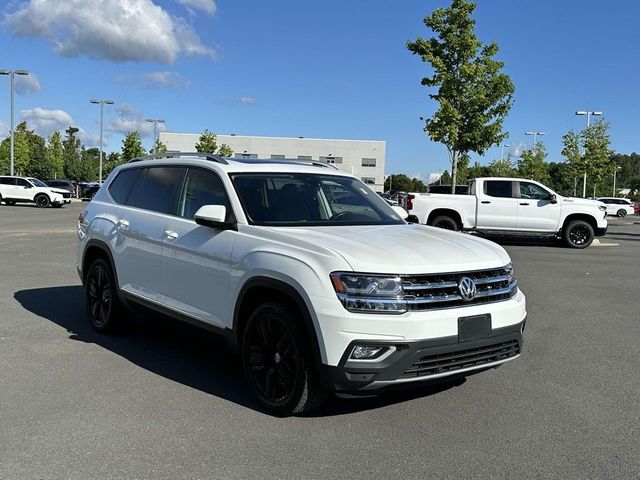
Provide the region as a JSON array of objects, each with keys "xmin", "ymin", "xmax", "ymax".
[
  {"xmin": 239, "ymin": 96, "xmax": 255, "ymax": 105},
  {"xmin": 178, "ymin": 0, "xmax": 216, "ymax": 15},
  {"xmin": 5, "ymin": 0, "xmax": 217, "ymax": 64},
  {"xmin": 217, "ymin": 96, "xmax": 256, "ymax": 106},
  {"xmin": 510, "ymin": 141, "xmax": 526, "ymax": 157},
  {"xmin": 427, "ymin": 173, "xmax": 443, "ymax": 184},
  {"xmin": 107, "ymin": 103, "xmax": 163, "ymax": 138},
  {"xmin": 114, "ymin": 71, "xmax": 190, "ymax": 89},
  {"xmin": 20, "ymin": 108, "xmax": 73, "ymax": 137},
  {"xmin": 14, "ymin": 73, "xmax": 41, "ymax": 94}
]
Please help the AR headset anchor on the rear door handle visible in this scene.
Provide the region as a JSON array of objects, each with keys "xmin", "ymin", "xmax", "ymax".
[
  {"xmin": 519, "ymin": 203, "xmax": 530, "ymax": 206},
  {"xmin": 164, "ymin": 230, "xmax": 179, "ymax": 240},
  {"xmin": 481, "ymin": 201, "xmax": 491, "ymax": 204}
]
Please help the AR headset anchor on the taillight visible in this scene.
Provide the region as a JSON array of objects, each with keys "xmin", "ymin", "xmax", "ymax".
[
  {"xmin": 407, "ymin": 194, "xmax": 415, "ymax": 210},
  {"xmin": 78, "ymin": 209, "xmax": 87, "ymax": 226}
]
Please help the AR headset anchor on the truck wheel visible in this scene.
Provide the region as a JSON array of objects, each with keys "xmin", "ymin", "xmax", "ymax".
[
  {"xmin": 562, "ymin": 220, "xmax": 594, "ymax": 248},
  {"xmin": 35, "ymin": 194, "xmax": 50, "ymax": 208},
  {"xmin": 85, "ymin": 258, "xmax": 124, "ymax": 332},
  {"xmin": 430, "ymin": 215, "xmax": 459, "ymax": 231},
  {"xmin": 241, "ymin": 302, "xmax": 327, "ymax": 416},
  {"xmin": 617, "ymin": 209, "xmax": 627, "ymax": 218}
]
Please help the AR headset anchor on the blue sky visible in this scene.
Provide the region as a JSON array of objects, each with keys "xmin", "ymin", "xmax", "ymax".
[{"xmin": 1, "ymin": 0, "xmax": 639, "ymax": 179}]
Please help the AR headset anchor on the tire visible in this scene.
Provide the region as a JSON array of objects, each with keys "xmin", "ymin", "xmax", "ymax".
[
  {"xmin": 52, "ymin": 204, "xmax": 63, "ymax": 208},
  {"xmin": 617, "ymin": 209, "xmax": 627, "ymax": 218},
  {"xmin": 562, "ymin": 220, "xmax": 594, "ymax": 248},
  {"xmin": 85, "ymin": 258, "xmax": 124, "ymax": 332},
  {"xmin": 4, "ymin": 199, "xmax": 15, "ymax": 206},
  {"xmin": 429, "ymin": 215, "xmax": 459, "ymax": 231},
  {"xmin": 241, "ymin": 302, "xmax": 327, "ymax": 416},
  {"xmin": 35, "ymin": 194, "xmax": 50, "ymax": 208}
]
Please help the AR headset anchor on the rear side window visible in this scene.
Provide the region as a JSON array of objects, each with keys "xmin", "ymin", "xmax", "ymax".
[
  {"xmin": 108, "ymin": 169, "xmax": 142, "ymax": 204},
  {"xmin": 127, "ymin": 167, "xmax": 186, "ymax": 214},
  {"xmin": 0, "ymin": 177, "xmax": 16, "ymax": 185},
  {"xmin": 485, "ymin": 180, "xmax": 513, "ymax": 198}
]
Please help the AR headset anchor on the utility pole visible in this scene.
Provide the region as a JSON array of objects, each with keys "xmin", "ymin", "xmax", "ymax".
[
  {"xmin": 525, "ymin": 131, "xmax": 545, "ymax": 148},
  {"xmin": 0, "ymin": 69, "xmax": 30, "ymax": 175},
  {"xmin": 575, "ymin": 110, "xmax": 603, "ymax": 198},
  {"xmin": 145, "ymin": 118, "xmax": 165, "ymax": 153},
  {"xmin": 90, "ymin": 99, "xmax": 114, "ymax": 183}
]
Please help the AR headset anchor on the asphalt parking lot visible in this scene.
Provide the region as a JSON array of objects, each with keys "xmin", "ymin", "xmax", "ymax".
[{"xmin": 1, "ymin": 202, "xmax": 639, "ymax": 480}]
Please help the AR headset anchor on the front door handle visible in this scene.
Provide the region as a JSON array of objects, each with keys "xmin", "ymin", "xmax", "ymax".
[
  {"xmin": 519, "ymin": 202, "xmax": 530, "ymax": 206},
  {"xmin": 481, "ymin": 201, "xmax": 491, "ymax": 204},
  {"xmin": 117, "ymin": 219, "xmax": 130, "ymax": 230},
  {"xmin": 164, "ymin": 230, "xmax": 179, "ymax": 240}
]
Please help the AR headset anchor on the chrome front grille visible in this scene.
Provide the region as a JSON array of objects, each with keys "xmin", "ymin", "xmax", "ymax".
[{"xmin": 400, "ymin": 265, "xmax": 517, "ymax": 310}]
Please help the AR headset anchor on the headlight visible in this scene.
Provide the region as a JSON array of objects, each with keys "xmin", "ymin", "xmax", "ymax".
[{"xmin": 330, "ymin": 272, "xmax": 407, "ymax": 314}]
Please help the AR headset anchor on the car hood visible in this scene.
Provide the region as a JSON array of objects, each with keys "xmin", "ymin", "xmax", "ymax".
[
  {"xmin": 263, "ymin": 224, "xmax": 511, "ymax": 274},
  {"xmin": 48, "ymin": 188, "xmax": 68, "ymax": 195},
  {"xmin": 561, "ymin": 196, "xmax": 605, "ymax": 208}
]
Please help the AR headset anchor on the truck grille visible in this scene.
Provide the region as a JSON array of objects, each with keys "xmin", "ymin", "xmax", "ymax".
[
  {"xmin": 400, "ymin": 339, "xmax": 520, "ymax": 378},
  {"xmin": 400, "ymin": 265, "xmax": 517, "ymax": 310}
]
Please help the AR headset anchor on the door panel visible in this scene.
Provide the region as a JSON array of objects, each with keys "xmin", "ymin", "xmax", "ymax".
[
  {"xmin": 475, "ymin": 180, "xmax": 518, "ymax": 229},
  {"xmin": 516, "ymin": 181, "xmax": 561, "ymax": 231}
]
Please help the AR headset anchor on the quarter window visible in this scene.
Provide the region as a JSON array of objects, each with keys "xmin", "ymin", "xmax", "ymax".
[
  {"xmin": 485, "ymin": 180, "xmax": 513, "ymax": 198},
  {"xmin": 108, "ymin": 169, "xmax": 142, "ymax": 205},
  {"xmin": 126, "ymin": 167, "xmax": 186, "ymax": 214}
]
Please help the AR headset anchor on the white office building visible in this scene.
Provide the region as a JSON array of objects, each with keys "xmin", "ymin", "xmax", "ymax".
[{"xmin": 159, "ymin": 132, "xmax": 386, "ymax": 192}]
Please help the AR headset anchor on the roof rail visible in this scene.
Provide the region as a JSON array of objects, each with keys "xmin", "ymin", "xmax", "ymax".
[
  {"xmin": 232, "ymin": 158, "xmax": 338, "ymax": 170},
  {"xmin": 128, "ymin": 152, "xmax": 229, "ymax": 165}
]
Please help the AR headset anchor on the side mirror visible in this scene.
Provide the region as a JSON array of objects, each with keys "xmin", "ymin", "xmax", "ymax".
[
  {"xmin": 549, "ymin": 194, "xmax": 558, "ymax": 204},
  {"xmin": 406, "ymin": 214, "xmax": 420, "ymax": 224},
  {"xmin": 194, "ymin": 205, "xmax": 236, "ymax": 230},
  {"xmin": 24, "ymin": 185, "xmax": 32, "ymax": 189},
  {"xmin": 391, "ymin": 205, "xmax": 408, "ymax": 218}
]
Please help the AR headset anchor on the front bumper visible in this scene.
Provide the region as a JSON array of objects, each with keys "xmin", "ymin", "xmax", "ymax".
[
  {"xmin": 53, "ymin": 197, "xmax": 72, "ymax": 205},
  {"xmin": 321, "ymin": 319, "xmax": 525, "ymax": 393},
  {"xmin": 595, "ymin": 226, "xmax": 607, "ymax": 236}
]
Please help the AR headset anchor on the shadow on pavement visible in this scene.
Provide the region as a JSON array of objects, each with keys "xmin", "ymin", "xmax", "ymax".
[{"xmin": 14, "ymin": 285, "xmax": 462, "ymax": 417}]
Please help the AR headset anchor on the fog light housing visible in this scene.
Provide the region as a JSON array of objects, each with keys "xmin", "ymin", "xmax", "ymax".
[{"xmin": 350, "ymin": 345, "xmax": 388, "ymax": 360}]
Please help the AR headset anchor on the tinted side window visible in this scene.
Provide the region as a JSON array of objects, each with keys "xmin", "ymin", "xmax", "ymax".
[
  {"xmin": 127, "ymin": 167, "xmax": 186, "ymax": 214},
  {"xmin": 16, "ymin": 178, "xmax": 30, "ymax": 187},
  {"xmin": 0, "ymin": 177, "xmax": 16, "ymax": 185},
  {"xmin": 485, "ymin": 180, "xmax": 513, "ymax": 198},
  {"xmin": 109, "ymin": 169, "xmax": 142, "ymax": 204},
  {"xmin": 178, "ymin": 168, "xmax": 233, "ymax": 221},
  {"xmin": 519, "ymin": 182, "xmax": 549, "ymax": 200}
]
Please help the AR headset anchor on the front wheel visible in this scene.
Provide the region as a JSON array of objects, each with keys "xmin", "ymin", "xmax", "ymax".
[
  {"xmin": 35, "ymin": 194, "xmax": 50, "ymax": 208},
  {"xmin": 429, "ymin": 215, "xmax": 459, "ymax": 231},
  {"xmin": 562, "ymin": 220, "xmax": 594, "ymax": 248},
  {"xmin": 241, "ymin": 302, "xmax": 326, "ymax": 416},
  {"xmin": 85, "ymin": 258, "xmax": 124, "ymax": 332},
  {"xmin": 4, "ymin": 199, "xmax": 16, "ymax": 206},
  {"xmin": 617, "ymin": 209, "xmax": 627, "ymax": 218}
]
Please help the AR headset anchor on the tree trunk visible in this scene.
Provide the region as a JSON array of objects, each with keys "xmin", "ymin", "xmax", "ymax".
[{"xmin": 450, "ymin": 151, "xmax": 458, "ymax": 194}]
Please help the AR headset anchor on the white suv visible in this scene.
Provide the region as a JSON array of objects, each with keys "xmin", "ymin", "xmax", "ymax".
[
  {"xmin": 0, "ymin": 175, "xmax": 72, "ymax": 207},
  {"xmin": 77, "ymin": 154, "xmax": 527, "ymax": 415},
  {"xmin": 596, "ymin": 197, "xmax": 635, "ymax": 217}
]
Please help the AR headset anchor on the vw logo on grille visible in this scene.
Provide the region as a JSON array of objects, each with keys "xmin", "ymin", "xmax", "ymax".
[{"xmin": 458, "ymin": 276, "xmax": 477, "ymax": 302}]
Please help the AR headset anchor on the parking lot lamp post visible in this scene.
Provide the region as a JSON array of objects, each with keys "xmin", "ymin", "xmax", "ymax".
[
  {"xmin": 500, "ymin": 144, "xmax": 511, "ymax": 161},
  {"xmin": 525, "ymin": 131, "xmax": 544, "ymax": 148},
  {"xmin": 613, "ymin": 165, "xmax": 621, "ymax": 196},
  {"xmin": 576, "ymin": 111, "xmax": 603, "ymax": 198},
  {"xmin": 90, "ymin": 99, "xmax": 114, "ymax": 184},
  {"xmin": 0, "ymin": 69, "xmax": 29, "ymax": 175},
  {"xmin": 145, "ymin": 119, "xmax": 165, "ymax": 153}
]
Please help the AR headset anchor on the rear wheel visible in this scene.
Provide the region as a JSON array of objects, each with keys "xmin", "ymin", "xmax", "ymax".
[
  {"xmin": 617, "ymin": 209, "xmax": 627, "ymax": 218},
  {"xmin": 4, "ymin": 199, "xmax": 15, "ymax": 206},
  {"xmin": 85, "ymin": 258, "xmax": 124, "ymax": 332},
  {"xmin": 35, "ymin": 194, "xmax": 50, "ymax": 208},
  {"xmin": 241, "ymin": 302, "xmax": 326, "ymax": 416},
  {"xmin": 562, "ymin": 220, "xmax": 594, "ymax": 248},
  {"xmin": 429, "ymin": 215, "xmax": 459, "ymax": 231}
]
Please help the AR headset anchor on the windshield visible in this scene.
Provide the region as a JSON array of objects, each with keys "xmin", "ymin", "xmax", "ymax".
[
  {"xmin": 231, "ymin": 173, "xmax": 404, "ymax": 226},
  {"xmin": 27, "ymin": 178, "xmax": 48, "ymax": 187}
]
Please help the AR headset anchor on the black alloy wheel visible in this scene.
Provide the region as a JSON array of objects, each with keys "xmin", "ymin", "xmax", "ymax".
[
  {"xmin": 563, "ymin": 219, "xmax": 594, "ymax": 249},
  {"xmin": 5, "ymin": 199, "xmax": 16, "ymax": 206},
  {"xmin": 242, "ymin": 303, "xmax": 326, "ymax": 416},
  {"xmin": 617, "ymin": 209, "xmax": 627, "ymax": 218},
  {"xmin": 430, "ymin": 215, "xmax": 459, "ymax": 231},
  {"xmin": 85, "ymin": 259, "xmax": 122, "ymax": 332},
  {"xmin": 35, "ymin": 194, "xmax": 50, "ymax": 208}
]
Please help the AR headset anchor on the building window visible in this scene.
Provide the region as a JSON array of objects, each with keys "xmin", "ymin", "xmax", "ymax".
[
  {"xmin": 235, "ymin": 153, "xmax": 258, "ymax": 159},
  {"xmin": 271, "ymin": 154, "xmax": 285, "ymax": 159},
  {"xmin": 361, "ymin": 177, "xmax": 376, "ymax": 185},
  {"xmin": 297, "ymin": 155, "xmax": 312, "ymax": 160},
  {"xmin": 319, "ymin": 156, "xmax": 343, "ymax": 164},
  {"xmin": 361, "ymin": 157, "xmax": 376, "ymax": 167}
]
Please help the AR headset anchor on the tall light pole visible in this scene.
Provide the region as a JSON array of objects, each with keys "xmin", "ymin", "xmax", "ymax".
[
  {"xmin": 500, "ymin": 144, "xmax": 511, "ymax": 161},
  {"xmin": 525, "ymin": 131, "xmax": 545, "ymax": 148},
  {"xmin": 145, "ymin": 118, "xmax": 165, "ymax": 153},
  {"xmin": 90, "ymin": 99, "xmax": 114, "ymax": 183},
  {"xmin": 613, "ymin": 165, "xmax": 621, "ymax": 196},
  {"xmin": 0, "ymin": 69, "xmax": 29, "ymax": 175},
  {"xmin": 576, "ymin": 110, "xmax": 603, "ymax": 198}
]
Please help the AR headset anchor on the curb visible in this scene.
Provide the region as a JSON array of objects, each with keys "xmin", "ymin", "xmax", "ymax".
[{"xmin": 591, "ymin": 239, "xmax": 619, "ymax": 247}]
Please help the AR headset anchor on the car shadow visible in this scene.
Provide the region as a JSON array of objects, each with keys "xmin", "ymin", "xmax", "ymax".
[
  {"xmin": 474, "ymin": 234, "xmax": 564, "ymax": 248},
  {"xmin": 14, "ymin": 285, "xmax": 462, "ymax": 417}
]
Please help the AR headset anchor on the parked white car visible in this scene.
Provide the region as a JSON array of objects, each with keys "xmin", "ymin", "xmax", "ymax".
[
  {"xmin": 77, "ymin": 154, "xmax": 526, "ymax": 415},
  {"xmin": 405, "ymin": 177, "xmax": 608, "ymax": 248},
  {"xmin": 596, "ymin": 197, "xmax": 635, "ymax": 217},
  {"xmin": 0, "ymin": 175, "xmax": 72, "ymax": 208}
]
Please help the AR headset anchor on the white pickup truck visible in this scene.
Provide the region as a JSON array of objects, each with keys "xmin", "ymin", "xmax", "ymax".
[{"xmin": 405, "ymin": 177, "xmax": 608, "ymax": 248}]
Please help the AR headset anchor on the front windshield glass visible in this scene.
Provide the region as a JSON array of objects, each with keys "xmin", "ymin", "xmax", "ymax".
[
  {"xmin": 231, "ymin": 173, "xmax": 404, "ymax": 226},
  {"xmin": 27, "ymin": 178, "xmax": 47, "ymax": 187}
]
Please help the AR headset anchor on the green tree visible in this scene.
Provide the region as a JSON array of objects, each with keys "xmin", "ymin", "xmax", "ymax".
[
  {"xmin": 46, "ymin": 131, "xmax": 65, "ymax": 179},
  {"xmin": 195, "ymin": 129, "xmax": 233, "ymax": 156},
  {"xmin": 63, "ymin": 127, "xmax": 84, "ymax": 181},
  {"xmin": 384, "ymin": 174, "xmax": 415, "ymax": 192},
  {"xmin": 487, "ymin": 158, "xmax": 515, "ymax": 177},
  {"xmin": 548, "ymin": 162, "xmax": 577, "ymax": 196},
  {"xmin": 121, "ymin": 131, "xmax": 145, "ymax": 162},
  {"xmin": 151, "ymin": 139, "xmax": 168, "ymax": 155},
  {"xmin": 0, "ymin": 138, "xmax": 9, "ymax": 174},
  {"xmin": 467, "ymin": 161, "xmax": 490, "ymax": 179},
  {"xmin": 440, "ymin": 170, "xmax": 452, "ymax": 185},
  {"xmin": 25, "ymin": 126, "xmax": 49, "ymax": 179},
  {"xmin": 407, "ymin": 0, "xmax": 514, "ymax": 192},
  {"xmin": 103, "ymin": 152, "xmax": 123, "ymax": 177},
  {"xmin": 517, "ymin": 143, "xmax": 550, "ymax": 184},
  {"xmin": 11, "ymin": 122, "xmax": 31, "ymax": 175}
]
